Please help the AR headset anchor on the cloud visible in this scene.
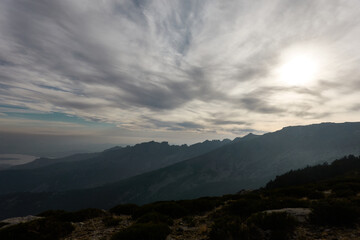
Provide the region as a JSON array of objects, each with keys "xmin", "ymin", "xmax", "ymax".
[
  {"xmin": 0, "ymin": 0, "xmax": 360, "ymax": 144},
  {"xmin": 177, "ymin": 121, "xmax": 203, "ymax": 130},
  {"xmin": 351, "ymin": 104, "xmax": 360, "ymax": 111},
  {"xmin": 229, "ymin": 128, "xmax": 266, "ymax": 136},
  {"xmin": 239, "ymin": 97, "xmax": 285, "ymax": 114},
  {"xmin": 207, "ymin": 119, "xmax": 248, "ymax": 126}
]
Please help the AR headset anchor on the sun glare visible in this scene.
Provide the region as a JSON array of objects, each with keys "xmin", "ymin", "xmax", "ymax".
[{"xmin": 277, "ymin": 54, "xmax": 319, "ymax": 86}]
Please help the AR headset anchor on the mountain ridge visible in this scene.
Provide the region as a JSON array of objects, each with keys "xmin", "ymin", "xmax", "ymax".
[
  {"xmin": 1, "ymin": 122, "xmax": 360, "ymax": 220},
  {"xmin": 0, "ymin": 139, "xmax": 231, "ymax": 193}
]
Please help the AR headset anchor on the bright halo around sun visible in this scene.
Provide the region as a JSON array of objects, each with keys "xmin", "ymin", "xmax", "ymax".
[{"xmin": 275, "ymin": 47, "xmax": 322, "ymax": 86}]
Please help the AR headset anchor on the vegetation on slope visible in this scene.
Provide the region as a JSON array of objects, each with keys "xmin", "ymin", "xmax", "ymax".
[
  {"xmin": 1, "ymin": 154, "xmax": 360, "ymax": 239},
  {"xmin": 266, "ymin": 155, "xmax": 360, "ymax": 189}
]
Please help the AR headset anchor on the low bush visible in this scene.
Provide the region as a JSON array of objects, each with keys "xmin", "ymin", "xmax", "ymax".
[
  {"xmin": 262, "ymin": 197, "xmax": 310, "ymax": 209},
  {"xmin": 222, "ymin": 196, "xmax": 309, "ymax": 218},
  {"xmin": 333, "ymin": 188, "xmax": 356, "ymax": 197},
  {"xmin": 110, "ymin": 204, "xmax": 139, "ymax": 216},
  {"xmin": 38, "ymin": 208, "xmax": 106, "ymax": 222},
  {"xmin": 209, "ymin": 216, "xmax": 263, "ymax": 240},
  {"xmin": 133, "ymin": 201, "xmax": 188, "ymax": 219},
  {"xmin": 310, "ymin": 199, "xmax": 360, "ymax": 226},
  {"xmin": 37, "ymin": 210, "xmax": 67, "ymax": 218},
  {"xmin": 0, "ymin": 218, "xmax": 74, "ymax": 240},
  {"xmin": 209, "ymin": 216, "xmax": 243, "ymax": 240},
  {"xmin": 223, "ymin": 199, "xmax": 265, "ymax": 217},
  {"xmin": 136, "ymin": 212, "xmax": 173, "ymax": 225},
  {"xmin": 178, "ymin": 197, "xmax": 220, "ymax": 215},
  {"xmin": 331, "ymin": 182, "xmax": 359, "ymax": 197},
  {"xmin": 110, "ymin": 223, "xmax": 170, "ymax": 240},
  {"xmin": 0, "ymin": 222, "xmax": 9, "ymax": 228},
  {"xmin": 268, "ymin": 186, "xmax": 323, "ymax": 199},
  {"xmin": 239, "ymin": 192, "xmax": 263, "ymax": 200},
  {"xmin": 247, "ymin": 212, "xmax": 298, "ymax": 240},
  {"xmin": 182, "ymin": 216, "xmax": 195, "ymax": 227},
  {"xmin": 61, "ymin": 208, "xmax": 106, "ymax": 222},
  {"xmin": 102, "ymin": 216, "xmax": 122, "ymax": 227}
]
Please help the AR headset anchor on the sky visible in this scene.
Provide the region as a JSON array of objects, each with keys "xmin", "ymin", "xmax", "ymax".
[{"xmin": 1, "ymin": 0, "xmax": 360, "ymax": 156}]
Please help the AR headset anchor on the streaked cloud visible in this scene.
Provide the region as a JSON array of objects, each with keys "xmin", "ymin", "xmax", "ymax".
[{"xmin": 1, "ymin": 0, "xmax": 360, "ymax": 152}]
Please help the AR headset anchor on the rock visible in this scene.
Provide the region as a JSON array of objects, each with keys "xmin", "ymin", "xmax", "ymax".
[
  {"xmin": 263, "ymin": 208, "xmax": 311, "ymax": 223},
  {"xmin": 0, "ymin": 215, "xmax": 43, "ymax": 228}
]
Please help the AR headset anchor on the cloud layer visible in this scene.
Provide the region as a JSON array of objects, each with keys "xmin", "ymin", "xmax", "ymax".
[{"xmin": 1, "ymin": 0, "xmax": 360, "ymax": 147}]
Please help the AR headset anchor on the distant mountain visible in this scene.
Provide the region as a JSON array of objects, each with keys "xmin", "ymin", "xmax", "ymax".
[
  {"xmin": 83, "ymin": 122, "xmax": 360, "ymax": 205},
  {"xmin": 1, "ymin": 122, "xmax": 360, "ymax": 219},
  {"xmin": 0, "ymin": 139, "xmax": 231, "ymax": 193},
  {"xmin": 11, "ymin": 153, "xmax": 100, "ymax": 170}
]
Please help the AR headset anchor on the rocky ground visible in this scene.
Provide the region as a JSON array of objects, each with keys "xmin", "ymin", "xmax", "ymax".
[
  {"xmin": 293, "ymin": 225, "xmax": 360, "ymax": 240},
  {"xmin": 60, "ymin": 208, "xmax": 216, "ymax": 240},
  {"xmin": 61, "ymin": 207, "xmax": 360, "ymax": 240},
  {"xmin": 62, "ymin": 215, "xmax": 132, "ymax": 240},
  {"xmin": 0, "ymin": 215, "xmax": 43, "ymax": 227},
  {"xmin": 1, "ymin": 206, "xmax": 360, "ymax": 240}
]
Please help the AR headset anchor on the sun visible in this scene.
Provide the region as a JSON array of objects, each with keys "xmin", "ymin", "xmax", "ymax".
[{"xmin": 276, "ymin": 52, "xmax": 320, "ymax": 86}]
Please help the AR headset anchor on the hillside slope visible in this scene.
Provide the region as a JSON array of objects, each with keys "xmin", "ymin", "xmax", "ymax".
[
  {"xmin": 2, "ymin": 155, "xmax": 360, "ymax": 239},
  {"xmin": 0, "ymin": 140, "xmax": 230, "ymax": 193},
  {"xmin": 75, "ymin": 122, "xmax": 360, "ymax": 205},
  {"xmin": 1, "ymin": 122, "xmax": 360, "ymax": 220}
]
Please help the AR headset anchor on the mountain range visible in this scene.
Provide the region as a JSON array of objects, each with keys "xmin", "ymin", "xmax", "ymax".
[
  {"xmin": 0, "ymin": 122, "xmax": 360, "ymax": 219},
  {"xmin": 0, "ymin": 139, "xmax": 230, "ymax": 193}
]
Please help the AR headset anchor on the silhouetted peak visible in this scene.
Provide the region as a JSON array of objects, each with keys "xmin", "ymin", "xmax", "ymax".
[
  {"xmin": 233, "ymin": 133, "xmax": 258, "ymax": 142},
  {"xmin": 132, "ymin": 141, "xmax": 172, "ymax": 150},
  {"xmin": 103, "ymin": 146, "xmax": 122, "ymax": 152},
  {"xmin": 280, "ymin": 122, "xmax": 336, "ymax": 132},
  {"xmin": 243, "ymin": 133, "xmax": 257, "ymax": 139}
]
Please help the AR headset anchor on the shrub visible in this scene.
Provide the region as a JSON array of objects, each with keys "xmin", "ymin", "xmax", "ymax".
[
  {"xmin": 133, "ymin": 201, "xmax": 188, "ymax": 219},
  {"xmin": 209, "ymin": 216, "xmax": 242, "ymax": 240},
  {"xmin": 110, "ymin": 223, "xmax": 170, "ymax": 240},
  {"xmin": 38, "ymin": 208, "xmax": 106, "ymax": 222},
  {"xmin": 102, "ymin": 216, "xmax": 122, "ymax": 227},
  {"xmin": 0, "ymin": 218, "xmax": 74, "ymax": 240},
  {"xmin": 239, "ymin": 192, "xmax": 263, "ymax": 200},
  {"xmin": 182, "ymin": 216, "xmax": 195, "ymax": 227},
  {"xmin": 62, "ymin": 208, "xmax": 106, "ymax": 222},
  {"xmin": 247, "ymin": 212, "xmax": 298, "ymax": 240},
  {"xmin": 209, "ymin": 216, "xmax": 263, "ymax": 240},
  {"xmin": 262, "ymin": 196, "xmax": 310, "ymax": 209},
  {"xmin": 333, "ymin": 188, "xmax": 356, "ymax": 197},
  {"xmin": 310, "ymin": 199, "xmax": 360, "ymax": 226},
  {"xmin": 0, "ymin": 222, "xmax": 9, "ymax": 228},
  {"xmin": 178, "ymin": 197, "xmax": 220, "ymax": 215},
  {"xmin": 37, "ymin": 210, "xmax": 67, "ymax": 218},
  {"xmin": 223, "ymin": 199, "xmax": 265, "ymax": 217},
  {"xmin": 268, "ymin": 186, "xmax": 323, "ymax": 199},
  {"xmin": 152, "ymin": 202, "xmax": 188, "ymax": 218},
  {"xmin": 331, "ymin": 183, "xmax": 358, "ymax": 197},
  {"xmin": 136, "ymin": 212, "xmax": 173, "ymax": 225},
  {"xmin": 110, "ymin": 204, "xmax": 139, "ymax": 216}
]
